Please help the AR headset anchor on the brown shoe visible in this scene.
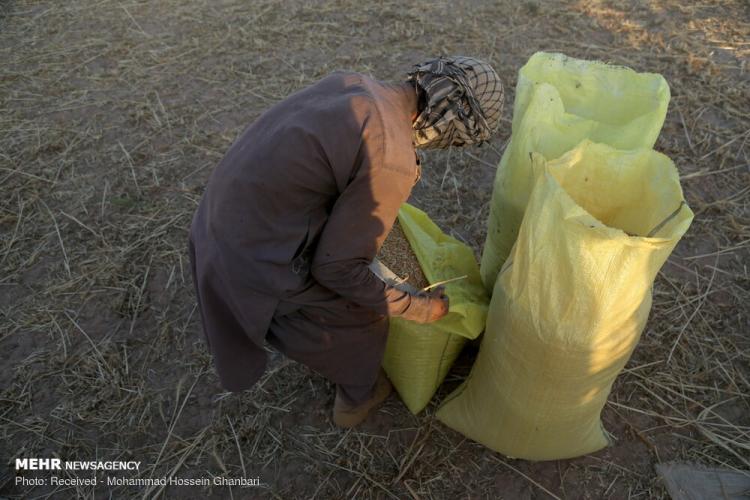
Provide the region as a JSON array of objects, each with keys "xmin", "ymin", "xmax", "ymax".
[{"xmin": 333, "ymin": 369, "xmax": 393, "ymax": 428}]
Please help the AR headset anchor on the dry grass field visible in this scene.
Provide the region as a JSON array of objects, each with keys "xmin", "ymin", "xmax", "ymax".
[{"xmin": 1, "ymin": 0, "xmax": 748, "ymax": 498}]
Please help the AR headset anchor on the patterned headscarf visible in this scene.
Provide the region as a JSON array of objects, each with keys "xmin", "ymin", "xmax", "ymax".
[{"xmin": 407, "ymin": 56, "xmax": 504, "ymax": 149}]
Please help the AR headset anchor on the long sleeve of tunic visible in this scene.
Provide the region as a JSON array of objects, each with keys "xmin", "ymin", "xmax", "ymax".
[{"xmin": 310, "ymin": 100, "xmax": 417, "ymax": 317}]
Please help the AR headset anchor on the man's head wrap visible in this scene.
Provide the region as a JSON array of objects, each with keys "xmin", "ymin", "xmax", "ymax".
[{"xmin": 407, "ymin": 56, "xmax": 504, "ymax": 149}]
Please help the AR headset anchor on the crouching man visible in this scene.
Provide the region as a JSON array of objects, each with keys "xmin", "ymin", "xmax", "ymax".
[{"xmin": 188, "ymin": 56, "xmax": 503, "ymax": 427}]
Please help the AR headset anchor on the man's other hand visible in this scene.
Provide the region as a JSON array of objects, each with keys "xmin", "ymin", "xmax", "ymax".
[{"xmin": 401, "ymin": 285, "xmax": 450, "ymax": 324}]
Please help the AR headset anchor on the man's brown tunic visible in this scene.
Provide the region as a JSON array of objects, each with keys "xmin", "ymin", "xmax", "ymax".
[{"xmin": 188, "ymin": 72, "xmax": 420, "ymax": 396}]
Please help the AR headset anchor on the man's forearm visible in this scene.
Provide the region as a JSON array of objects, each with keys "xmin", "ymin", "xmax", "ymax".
[{"xmin": 311, "ymin": 259, "xmax": 411, "ymax": 316}]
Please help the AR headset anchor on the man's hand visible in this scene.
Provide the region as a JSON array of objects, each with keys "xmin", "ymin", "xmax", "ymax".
[{"xmin": 401, "ymin": 285, "xmax": 450, "ymax": 324}]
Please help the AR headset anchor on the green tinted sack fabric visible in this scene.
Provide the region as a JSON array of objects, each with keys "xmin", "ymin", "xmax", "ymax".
[
  {"xmin": 438, "ymin": 141, "xmax": 693, "ymax": 460},
  {"xmin": 480, "ymin": 52, "xmax": 670, "ymax": 290},
  {"xmin": 382, "ymin": 203, "xmax": 488, "ymax": 414}
]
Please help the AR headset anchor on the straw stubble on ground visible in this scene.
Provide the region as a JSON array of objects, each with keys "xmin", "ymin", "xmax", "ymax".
[{"xmin": 0, "ymin": 0, "xmax": 748, "ymax": 498}]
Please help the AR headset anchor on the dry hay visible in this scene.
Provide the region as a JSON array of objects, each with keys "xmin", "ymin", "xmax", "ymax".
[
  {"xmin": 377, "ymin": 220, "xmax": 429, "ymax": 289},
  {"xmin": 0, "ymin": 0, "xmax": 748, "ymax": 498}
]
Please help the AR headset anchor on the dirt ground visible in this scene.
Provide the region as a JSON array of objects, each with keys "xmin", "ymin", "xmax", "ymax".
[{"xmin": 1, "ymin": 0, "xmax": 748, "ymax": 498}]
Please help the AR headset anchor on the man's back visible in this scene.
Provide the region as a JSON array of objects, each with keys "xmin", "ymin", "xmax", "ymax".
[{"xmin": 193, "ymin": 71, "xmax": 417, "ymax": 296}]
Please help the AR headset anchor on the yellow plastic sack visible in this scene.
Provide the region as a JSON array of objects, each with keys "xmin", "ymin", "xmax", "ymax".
[
  {"xmin": 437, "ymin": 141, "xmax": 693, "ymax": 460},
  {"xmin": 480, "ymin": 52, "xmax": 671, "ymax": 291},
  {"xmin": 382, "ymin": 203, "xmax": 489, "ymax": 414}
]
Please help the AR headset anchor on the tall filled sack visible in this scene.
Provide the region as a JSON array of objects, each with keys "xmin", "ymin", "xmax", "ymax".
[
  {"xmin": 437, "ymin": 141, "xmax": 693, "ymax": 460},
  {"xmin": 480, "ymin": 52, "xmax": 670, "ymax": 291},
  {"xmin": 381, "ymin": 203, "xmax": 488, "ymax": 414}
]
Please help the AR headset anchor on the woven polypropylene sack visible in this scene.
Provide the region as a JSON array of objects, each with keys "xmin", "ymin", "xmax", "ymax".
[
  {"xmin": 437, "ymin": 141, "xmax": 693, "ymax": 460},
  {"xmin": 382, "ymin": 203, "xmax": 488, "ymax": 414},
  {"xmin": 480, "ymin": 52, "xmax": 670, "ymax": 291}
]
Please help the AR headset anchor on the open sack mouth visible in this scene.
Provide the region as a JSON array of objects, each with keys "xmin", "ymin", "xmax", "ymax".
[
  {"xmin": 538, "ymin": 140, "xmax": 693, "ymax": 241},
  {"xmin": 516, "ymin": 52, "xmax": 670, "ymax": 129}
]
